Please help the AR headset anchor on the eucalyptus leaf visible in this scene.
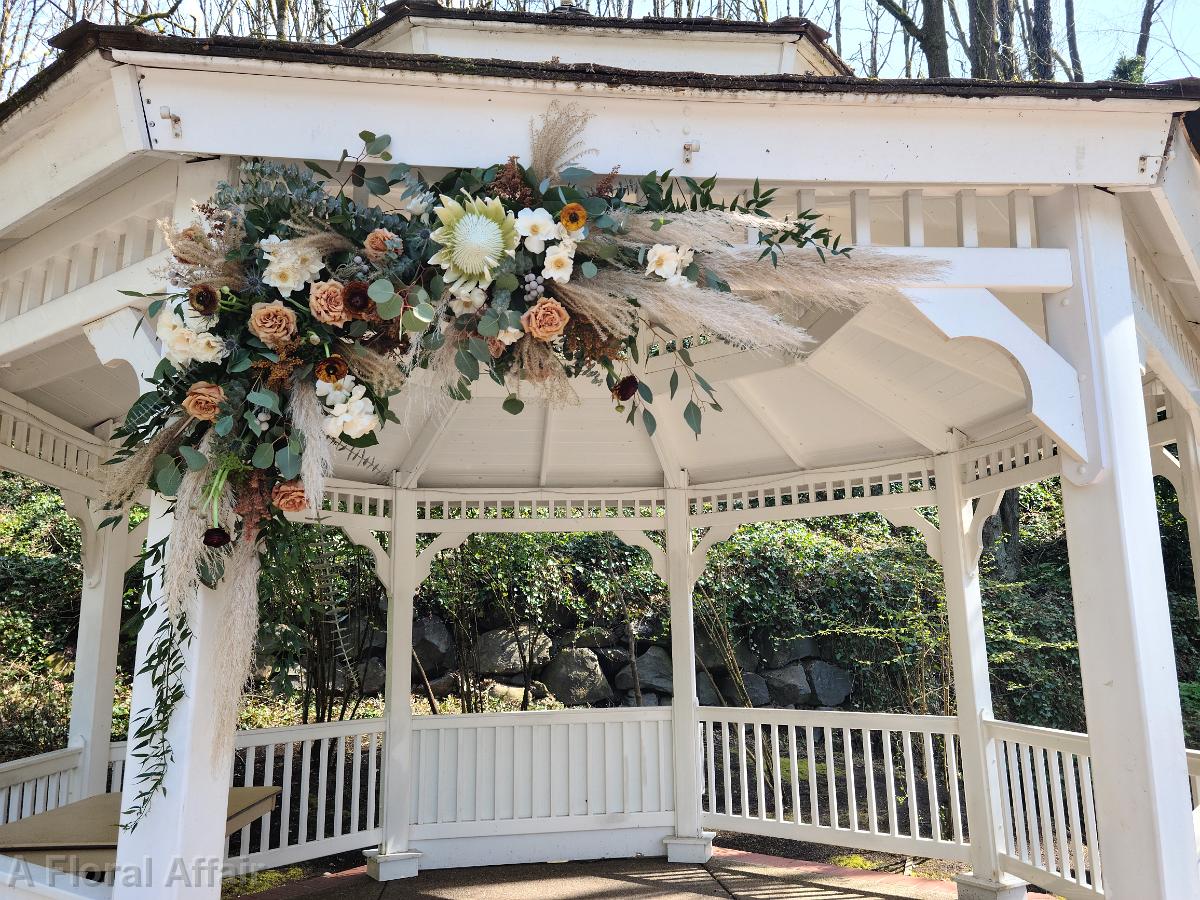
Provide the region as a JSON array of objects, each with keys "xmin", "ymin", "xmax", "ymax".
[
  {"xmin": 642, "ymin": 407, "xmax": 657, "ymax": 436},
  {"xmin": 502, "ymin": 394, "xmax": 525, "ymax": 415},
  {"xmin": 376, "ymin": 295, "xmax": 405, "ymax": 320},
  {"xmin": 368, "ymin": 278, "xmax": 395, "ymax": 303},
  {"xmin": 495, "ymin": 272, "xmax": 519, "ymax": 292},
  {"xmin": 247, "ymin": 389, "xmax": 281, "ymax": 413},
  {"xmin": 178, "ymin": 446, "xmax": 207, "ymax": 472},
  {"xmin": 683, "ymin": 401, "xmax": 703, "ymax": 436},
  {"xmin": 669, "ymin": 370, "xmax": 680, "ymax": 399},
  {"xmin": 252, "ymin": 443, "xmax": 275, "ymax": 469},
  {"xmin": 275, "ymin": 445, "xmax": 301, "ymax": 480},
  {"xmin": 455, "ymin": 347, "xmax": 480, "ymax": 381},
  {"xmin": 580, "ymin": 260, "xmax": 598, "ymax": 279}
]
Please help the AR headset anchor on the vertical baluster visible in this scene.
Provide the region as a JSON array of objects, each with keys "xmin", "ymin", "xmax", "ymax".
[
  {"xmin": 806, "ymin": 725, "xmax": 819, "ymax": 826},
  {"xmin": 1018, "ymin": 744, "xmax": 1043, "ymax": 869},
  {"xmin": 902, "ymin": 190, "xmax": 924, "ymax": 247},
  {"xmin": 945, "ymin": 733, "xmax": 964, "ymax": 847},
  {"xmin": 737, "ymin": 723, "xmax": 750, "ymax": 819},
  {"xmin": 1064, "ymin": 754, "xmax": 1086, "ymax": 886},
  {"xmin": 843, "ymin": 727, "xmax": 857, "ymax": 832},
  {"xmin": 825, "ymin": 727, "xmax": 839, "ymax": 829},
  {"xmin": 238, "ymin": 746, "xmax": 255, "ymax": 856},
  {"xmin": 19, "ymin": 267, "xmax": 45, "ymax": 315},
  {"xmin": 922, "ymin": 731, "xmax": 941, "ymax": 843},
  {"xmin": 367, "ymin": 732, "xmax": 378, "ymax": 829},
  {"xmin": 754, "ymin": 723, "xmax": 765, "ymax": 819},
  {"xmin": 796, "ymin": 188, "xmax": 817, "ymax": 218},
  {"xmin": 334, "ymin": 736, "xmax": 346, "ymax": 837},
  {"xmin": 722, "ymin": 721, "xmax": 733, "ymax": 817},
  {"xmin": 280, "ymin": 741, "xmax": 294, "ymax": 848},
  {"xmin": 1006, "ymin": 741, "xmax": 1029, "ymax": 863},
  {"xmin": 901, "ymin": 730, "xmax": 917, "ymax": 838},
  {"xmin": 1033, "ymin": 746, "xmax": 1056, "ymax": 874},
  {"xmin": 956, "ymin": 190, "xmax": 979, "ymax": 248},
  {"xmin": 1049, "ymin": 750, "xmax": 1070, "ymax": 880},
  {"xmin": 316, "ymin": 737, "xmax": 330, "ymax": 841},
  {"xmin": 1080, "ymin": 756, "xmax": 1103, "ymax": 890},
  {"xmin": 705, "ymin": 719, "xmax": 716, "ymax": 815},
  {"xmin": 261, "ymin": 744, "xmax": 276, "ymax": 852},
  {"xmin": 788, "ymin": 725, "xmax": 802, "ymax": 826},
  {"xmin": 771, "ymin": 723, "xmax": 783, "ymax": 823},
  {"xmin": 850, "ymin": 189, "xmax": 872, "ymax": 246},
  {"xmin": 43, "ymin": 255, "xmax": 70, "ymax": 303},
  {"xmin": 298, "ymin": 740, "xmax": 312, "ymax": 845},
  {"xmin": 863, "ymin": 729, "xmax": 878, "ymax": 835},
  {"xmin": 351, "ymin": 733, "xmax": 362, "ymax": 834},
  {"xmin": 1008, "ymin": 189, "xmax": 1034, "ymax": 248}
]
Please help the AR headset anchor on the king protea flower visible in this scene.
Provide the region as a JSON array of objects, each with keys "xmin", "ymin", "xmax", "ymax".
[{"xmin": 429, "ymin": 194, "xmax": 518, "ymax": 294}]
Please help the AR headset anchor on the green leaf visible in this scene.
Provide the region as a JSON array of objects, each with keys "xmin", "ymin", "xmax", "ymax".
[
  {"xmin": 455, "ymin": 347, "xmax": 480, "ymax": 381},
  {"xmin": 152, "ymin": 456, "xmax": 183, "ymax": 496},
  {"xmin": 365, "ymin": 134, "xmax": 391, "ymax": 155},
  {"xmin": 358, "ymin": 130, "xmax": 376, "ymax": 143},
  {"xmin": 642, "ymin": 407, "xmax": 657, "ymax": 436},
  {"xmin": 502, "ymin": 394, "xmax": 525, "ymax": 415},
  {"xmin": 340, "ymin": 431, "xmax": 379, "ymax": 448},
  {"xmin": 252, "ymin": 443, "xmax": 275, "ymax": 469},
  {"xmin": 368, "ymin": 278, "xmax": 395, "ymax": 303},
  {"xmin": 669, "ymin": 370, "xmax": 680, "ymax": 399},
  {"xmin": 275, "ymin": 445, "xmax": 301, "ymax": 480},
  {"xmin": 581, "ymin": 196, "xmax": 608, "ymax": 216},
  {"xmin": 683, "ymin": 401, "xmax": 703, "ymax": 437},
  {"xmin": 146, "ymin": 298, "xmax": 166, "ymax": 319},
  {"xmin": 376, "ymin": 294, "xmax": 404, "ymax": 320},
  {"xmin": 580, "ymin": 260, "xmax": 598, "ymax": 279},
  {"xmin": 178, "ymin": 445, "xmax": 207, "ymax": 472},
  {"xmin": 365, "ymin": 176, "xmax": 391, "ymax": 196},
  {"xmin": 228, "ymin": 352, "xmax": 252, "ymax": 373},
  {"xmin": 477, "ymin": 312, "xmax": 501, "ymax": 337},
  {"xmin": 495, "ymin": 272, "xmax": 519, "ymax": 292},
  {"xmin": 413, "ymin": 301, "xmax": 435, "ymax": 323},
  {"xmin": 636, "ymin": 381, "xmax": 653, "ymax": 403},
  {"xmin": 304, "ymin": 160, "xmax": 333, "ymax": 178},
  {"xmin": 214, "ymin": 415, "xmax": 234, "ymax": 437},
  {"xmin": 468, "ymin": 336, "xmax": 493, "ymax": 363},
  {"xmin": 247, "ymin": 389, "xmax": 281, "ymax": 413},
  {"xmin": 558, "ymin": 166, "xmax": 594, "ymax": 184}
]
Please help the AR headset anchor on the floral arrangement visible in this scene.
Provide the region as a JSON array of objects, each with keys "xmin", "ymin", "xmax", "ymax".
[{"xmin": 107, "ymin": 104, "xmax": 933, "ymax": 825}]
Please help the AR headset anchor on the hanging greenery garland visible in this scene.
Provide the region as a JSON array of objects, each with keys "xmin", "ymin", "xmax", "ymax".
[{"xmin": 105, "ymin": 104, "xmax": 937, "ymax": 825}]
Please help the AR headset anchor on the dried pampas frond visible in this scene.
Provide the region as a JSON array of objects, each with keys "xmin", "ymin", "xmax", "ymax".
[
  {"xmin": 288, "ymin": 381, "xmax": 332, "ymax": 515},
  {"xmin": 160, "ymin": 213, "xmax": 247, "ymax": 293},
  {"xmin": 209, "ymin": 537, "xmax": 261, "ymax": 769},
  {"xmin": 529, "ymin": 101, "xmax": 595, "ymax": 184},
  {"xmin": 552, "ymin": 278, "xmax": 639, "ymax": 342},
  {"xmin": 281, "ymin": 228, "xmax": 356, "ymax": 258},
  {"xmin": 346, "ymin": 345, "xmax": 408, "ymax": 396},
  {"xmin": 99, "ymin": 417, "xmax": 191, "ymax": 507},
  {"xmin": 512, "ymin": 339, "xmax": 579, "ymax": 407},
  {"xmin": 163, "ymin": 453, "xmax": 234, "ymax": 623}
]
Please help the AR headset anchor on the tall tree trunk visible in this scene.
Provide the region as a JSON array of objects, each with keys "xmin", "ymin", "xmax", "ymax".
[
  {"xmin": 968, "ymin": 0, "xmax": 998, "ymax": 78},
  {"xmin": 1028, "ymin": 0, "xmax": 1053, "ymax": 79},
  {"xmin": 873, "ymin": 0, "xmax": 950, "ymax": 77},
  {"xmin": 1063, "ymin": 0, "xmax": 1084, "ymax": 81},
  {"xmin": 1136, "ymin": 0, "xmax": 1159, "ymax": 60},
  {"xmin": 996, "ymin": 0, "xmax": 1016, "ymax": 78}
]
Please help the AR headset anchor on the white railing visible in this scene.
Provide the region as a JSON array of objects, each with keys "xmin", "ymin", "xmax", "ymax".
[
  {"xmin": 110, "ymin": 718, "xmax": 387, "ymax": 874},
  {"xmin": 987, "ymin": 719, "xmax": 1103, "ymax": 898},
  {"xmin": 0, "ymin": 388, "xmax": 107, "ymax": 496},
  {"xmin": 415, "ymin": 490, "xmax": 667, "ymax": 533},
  {"xmin": 961, "ymin": 428, "xmax": 1060, "ymax": 497},
  {"xmin": 409, "ymin": 706, "xmax": 674, "ymax": 838},
  {"xmin": 0, "ymin": 747, "xmax": 81, "ymax": 826},
  {"xmin": 698, "ymin": 707, "xmax": 969, "ymax": 862}
]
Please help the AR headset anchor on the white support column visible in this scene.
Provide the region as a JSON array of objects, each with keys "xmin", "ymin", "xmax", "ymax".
[
  {"xmin": 62, "ymin": 493, "xmax": 130, "ymax": 800},
  {"xmin": 113, "ymin": 497, "xmax": 240, "ymax": 899},
  {"xmin": 1044, "ymin": 187, "xmax": 1200, "ymax": 900},
  {"xmin": 1166, "ymin": 394, "xmax": 1200, "ymax": 613},
  {"xmin": 664, "ymin": 474, "xmax": 713, "ymax": 864},
  {"xmin": 366, "ymin": 483, "xmax": 421, "ymax": 880},
  {"xmin": 933, "ymin": 454, "xmax": 1026, "ymax": 900}
]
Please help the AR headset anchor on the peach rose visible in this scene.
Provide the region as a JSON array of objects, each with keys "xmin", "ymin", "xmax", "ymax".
[
  {"xmin": 520, "ymin": 297, "xmax": 570, "ymax": 342},
  {"xmin": 309, "ymin": 281, "xmax": 350, "ymax": 327},
  {"xmin": 248, "ymin": 300, "xmax": 297, "ymax": 348},
  {"xmin": 271, "ymin": 479, "xmax": 307, "ymax": 513},
  {"xmin": 363, "ymin": 229, "xmax": 398, "ymax": 264},
  {"xmin": 181, "ymin": 381, "xmax": 224, "ymax": 422}
]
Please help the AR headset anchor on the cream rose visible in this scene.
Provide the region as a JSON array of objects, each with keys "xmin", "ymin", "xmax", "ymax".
[
  {"xmin": 363, "ymin": 229, "xmax": 398, "ymax": 264},
  {"xmin": 309, "ymin": 281, "xmax": 350, "ymax": 327},
  {"xmin": 271, "ymin": 479, "xmax": 307, "ymax": 513},
  {"xmin": 520, "ymin": 298, "xmax": 570, "ymax": 342},
  {"xmin": 249, "ymin": 300, "xmax": 297, "ymax": 348},
  {"xmin": 181, "ymin": 381, "xmax": 224, "ymax": 422}
]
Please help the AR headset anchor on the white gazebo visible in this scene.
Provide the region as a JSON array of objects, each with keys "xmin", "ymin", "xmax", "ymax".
[{"xmin": 2, "ymin": 7, "xmax": 1200, "ymax": 900}]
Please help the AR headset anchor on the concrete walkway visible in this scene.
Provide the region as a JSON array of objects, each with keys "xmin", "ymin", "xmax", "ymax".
[{"xmin": 247, "ymin": 849, "xmax": 1055, "ymax": 900}]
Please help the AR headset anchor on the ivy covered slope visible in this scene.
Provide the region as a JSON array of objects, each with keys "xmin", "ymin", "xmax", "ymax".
[{"xmin": 3, "ymin": 472, "xmax": 1200, "ymax": 761}]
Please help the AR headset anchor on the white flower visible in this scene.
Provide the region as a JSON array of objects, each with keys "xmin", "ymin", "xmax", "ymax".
[
  {"xmin": 496, "ymin": 326, "xmax": 524, "ymax": 346},
  {"xmin": 315, "ymin": 374, "xmax": 358, "ymax": 408},
  {"xmin": 322, "ymin": 385, "xmax": 380, "ymax": 440},
  {"xmin": 645, "ymin": 244, "xmax": 681, "ymax": 279},
  {"xmin": 189, "ymin": 332, "xmax": 229, "ymax": 364},
  {"xmin": 516, "ymin": 208, "xmax": 557, "ymax": 254},
  {"xmin": 260, "ymin": 236, "xmax": 323, "ymax": 296},
  {"xmin": 259, "ymin": 235, "xmax": 284, "ymax": 257},
  {"xmin": 156, "ymin": 316, "xmax": 226, "ymax": 366},
  {"xmin": 449, "ymin": 286, "xmax": 488, "ymax": 316},
  {"xmin": 665, "ymin": 273, "xmax": 693, "ymax": 290},
  {"xmin": 557, "ymin": 222, "xmax": 585, "ymax": 242},
  {"xmin": 262, "ymin": 258, "xmax": 308, "ymax": 297},
  {"xmin": 678, "ymin": 246, "xmax": 695, "ymax": 270},
  {"xmin": 405, "ymin": 191, "xmax": 434, "ymax": 218},
  {"xmin": 179, "ymin": 300, "xmax": 217, "ymax": 332},
  {"xmin": 542, "ymin": 244, "xmax": 575, "ymax": 284},
  {"xmin": 287, "ymin": 246, "xmax": 325, "ymax": 278}
]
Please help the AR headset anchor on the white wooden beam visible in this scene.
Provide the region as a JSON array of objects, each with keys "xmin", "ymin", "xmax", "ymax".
[
  {"xmin": 726, "ymin": 379, "xmax": 808, "ymax": 468},
  {"xmin": 901, "ymin": 286, "xmax": 1087, "ymax": 463},
  {"xmin": 537, "ymin": 404, "xmax": 554, "ymax": 487},
  {"xmin": 84, "ymin": 307, "xmax": 161, "ymax": 393},
  {"xmin": 881, "ymin": 508, "xmax": 942, "ymax": 565},
  {"xmin": 396, "ymin": 404, "xmax": 457, "ymax": 490}
]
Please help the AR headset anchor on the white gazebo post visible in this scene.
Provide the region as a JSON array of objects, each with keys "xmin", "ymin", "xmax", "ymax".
[
  {"xmin": 664, "ymin": 473, "xmax": 713, "ymax": 863},
  {"xmin": 1165, "ymin": 394, "xmax": 1200, "ymax": 608},
  {"xmin": 1043, "ymin": 186, "xmax": 1200, "ymax": 899},
  {"xmin": 932, "ymin": 452, "xmax": 1026, "ymax": 900},
  {"xmin": 61, "ymin": 494, "xmax": 131, "ymax": 800},
  {"xmin": 366, "ymin": 481, "xmax": 421, "ymax": 880},
  {"xmin": 112, "ymin": 496, "xmax": 243, "ymax": 899}
]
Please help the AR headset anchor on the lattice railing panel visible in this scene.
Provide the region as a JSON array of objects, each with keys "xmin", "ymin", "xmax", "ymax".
[
  {"xmin": 415, "ymin": 490, "xmax": 666, "ymax": 532},
  {"xmin": 961, "ymin": 429, "xmax": 1059, "ymax": 496},
  {"xmin": 1129, "ymin": 248, "xmax": 1200, "ymax": 393},
  {"xmin": 0, "ymin": 390, "xmax": 107, "ymax": 493}
]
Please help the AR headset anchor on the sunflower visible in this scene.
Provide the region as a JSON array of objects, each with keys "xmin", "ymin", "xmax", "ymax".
[
  {"xmin": 429, "ymin": 194, "xmax": 519, "ymax": 293},
  {"xmin": 560, "ymin": 203, "xmax": 588, "ymax": 232}
]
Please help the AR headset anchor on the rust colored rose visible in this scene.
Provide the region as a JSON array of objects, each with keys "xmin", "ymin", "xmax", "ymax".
[
  {"xmin": 248, "ymin": 300, "xmax": 298, "ymax": 348},
  {"xmin": 271, "ymin": 479, "xmax": 307, "ymax": 513},
  {"xmin": 560, "ymin": 203, "xmax": 588, "ymax": 231},
  {"xmin": 343, "ymin": 280, "xmax": 377, "ymax": 320},
  {"xmin": 363, "ymin": 228, "xmax": 398, "ymax": 263},
  {"xmin": 309, "ymin": 280, "xmax": 350, "ymax": 327},
  {"xmin": 188, "ymin": 283, "xmax": 220, "ymax": 317},
  {"xmin": 612, "ymin": 375, "xmax": 639, "ymax": 402},
  {"xmin": 486, "ymin": 337, "xmax": 507, "ymax": 359},
  {"xmin": 520, "ymin": 297, "xmax": 570, "ymax": 342},
  {"xmin": 315, "ymin": 355, "xmax": 350, "ymax": 383},
  {"xmin": 181, "ymin": 381, "xmax": 225, "ymax": 422}
]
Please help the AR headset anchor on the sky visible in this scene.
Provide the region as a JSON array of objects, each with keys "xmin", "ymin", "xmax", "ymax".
[{"xmin": 790, "ymin": 0, "xmax": 1198, "ymax": 81}]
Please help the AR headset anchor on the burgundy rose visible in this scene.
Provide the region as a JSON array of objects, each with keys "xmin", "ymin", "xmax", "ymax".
[
  {"xmin": 612, "ymin": 375, "xmax": 639, "ymax": 402},
  {"xmin": 202, "ymin": 527, "xmax": 231, "ymax": 548}
]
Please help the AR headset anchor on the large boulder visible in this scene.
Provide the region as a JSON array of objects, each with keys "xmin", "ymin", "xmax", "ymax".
[
  {"xmin": 593, "ymin": 646, "xmax": 631, "ymax": 678},
  {"xmin": 473, "ymin": 625, "xmax": 552, "ymax": 675},
  {"xmin": 809, "ymin": 661, "xmax": 853, "ymax": 706},
  {"xmin": 354, "ymin": 657, "xmax": 386, "ymax": 696},
  {"xmin": 574, "ymin": 626, "xmax": 620, "ymax": 648},
  {"xmin": 694, "ymin": 633, "xmax": 757, "ymax": 673},
  {"xmin": 696, "ymin": 674, "xmax": 722, "ymax": 707},
  {"xmin": 762, "ymin": 664, "xmax": 814, "ymax": 706},
  {"xmin": 541, "ymin": 648, "xmax": 614, "ymax": 706},
  {"xmin": 764, "ymin": 637, "xmax": 819, "ymax": 669},
  {"xmin": 615, "ymin": 646, "xmax": 674, "ymax": 695},
  {"xmin": 425, "ymin": 671, "xmax": 459, "ymax": 699},
  {"xmin": 718, "ymin": 671, "xmax": 770, "ymax": 707},
  {"xmin": 412, "ymin": 616, "xmax": 455, "ymax": 674}
]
